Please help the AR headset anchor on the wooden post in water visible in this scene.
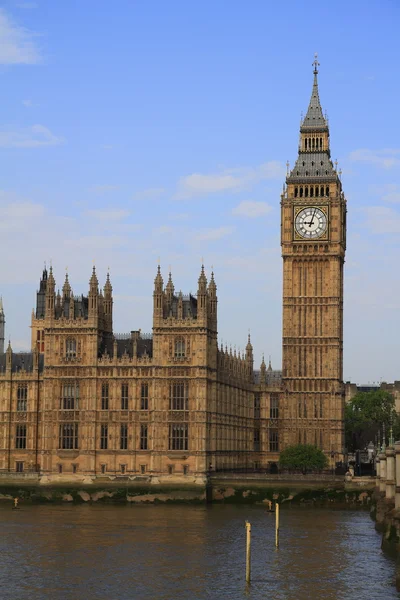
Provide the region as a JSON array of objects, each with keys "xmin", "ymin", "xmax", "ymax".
[
  {"xmin": 275, "ymin": 503, "xmax": 280, "ymax": 548},
  {"xmin": 245, "ymin": 520, "xmax": 251, "ymax": 584}
]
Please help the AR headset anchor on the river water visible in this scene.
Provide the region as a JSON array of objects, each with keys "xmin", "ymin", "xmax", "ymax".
[{"xmin": 0, "ymin": 503, "xmax": 397, "ymax": 600}]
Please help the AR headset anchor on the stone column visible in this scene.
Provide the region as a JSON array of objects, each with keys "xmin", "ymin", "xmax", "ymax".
[
  {"xmin": 379, "ymin": 451, "xmax": 387, "ymax": 494},
  {"xmin": 385, "ymin": 446, "xmax": 395, "ymax": 501},
  {"xmin": 375, "ymin": 455, "xmax": 380, "ymax": 488},
  {"xmin": 395, "ymin": 441, "xmax": 400, "ymax": 509}
]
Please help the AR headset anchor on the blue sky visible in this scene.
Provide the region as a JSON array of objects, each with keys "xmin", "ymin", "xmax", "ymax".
[{"xmin": 1, "ymin": 0, "xmax": 400, "ymax": 383}]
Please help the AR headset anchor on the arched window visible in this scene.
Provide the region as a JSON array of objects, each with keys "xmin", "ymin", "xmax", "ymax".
[
  {"xmin": 310, "ymin": 186, "xmax": 314, "ymax": 197},
  {"xmin": 305, "ymin": 186, "xmax": 308, "ymax": 197},
  {"xmin": 174, "ymin": 338, "xmax": 185, "ymax": 358},
  {"xmin": 294, "ymin": 187, "xmax": 298, "ymax": 198},
  {"xmin": 315, "ymin": 187, "xmax": 319, "ymax": 197},
  {"xmin": 326, "ymin": 186, "xmax": 329, "ymax": 196},
  {"xmin": 300, "ymin": 187, "xmax": 303, "ymax": 198},
  {"xmin": 305, "ymin": 139, "xmax": 308, "ymax": 150},
  {"xmin": 66, "ymin": 338, "xmax": 77, "ymax": 359}
]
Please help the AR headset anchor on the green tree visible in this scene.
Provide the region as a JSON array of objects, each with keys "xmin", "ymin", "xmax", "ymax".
[
  {"xmin": 345, "ymin": 390, "xmax": 400, "ymax": 452},
  {"xmin": 279, "ymin": 444, "xmax": 328, "ymax": 473}
]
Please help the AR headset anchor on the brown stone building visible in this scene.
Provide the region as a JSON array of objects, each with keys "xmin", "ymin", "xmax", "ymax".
[{"xmin": 0, "ymin": 60, "xmax": 346, "ymax": 480}]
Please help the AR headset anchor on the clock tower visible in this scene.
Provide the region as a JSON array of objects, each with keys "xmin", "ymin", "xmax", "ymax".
[{"xmin": 281, "ymin": 57, "xmax": 346, "ymax": 459}]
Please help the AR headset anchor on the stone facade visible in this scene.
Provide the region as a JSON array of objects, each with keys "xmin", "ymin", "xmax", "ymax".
[{"xmin": 0, "ymin": 265, "xmax": 283, "ymax": 479}]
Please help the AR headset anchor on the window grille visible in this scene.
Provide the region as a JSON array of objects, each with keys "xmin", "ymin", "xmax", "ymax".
[
  {"xmin": 17, "ymin": 385, "xmax": 28, "ymax": 411},
  {"xmin": 15, "ymin": 425, "xmax": 27, "ymax": 449},
  {"xmin": 170, "ymin": 382, "xmax": 188, "ymax": 410},
  {"xmin": 270, "ymin": 394, "xmax": 279, "ymax": 419},
  {"xmin": 101, "ymin": 383, "xmax": 109, "ymax": 410},
  {"xmin": 61, "ymin": 383, "xmax": 79, "ymax": 410},
  {"xmin": 121, "ymin": 384, "xmax": 129, "ymax": 410},
  {"xmin": 59, "ymin": 423, "xmax": 79, "ymax": 450},
  {"xmin": 120, "ymin": 424, "xmax": 128, "ymax": 450},
  {"xmin": 140, "ymin": 383, "xmax": 149, "ymax": 410},
  {"xmin": 140, "ymin": 424, "xmax": 148, "ymax": 450},
  {"xmin": 100, "ymin": 424, "xmax": 108, "ymax": 450},
  {"xmin": 169, "ymin": 424, "xmax": 188, "ymax": 451},
  {"xmin": 66, "ymin": 338, "xmax": 77, "ymax": 359},
  {"xmin": 269, "ymin": 429, "xmax": 279, "ymax": 452}
]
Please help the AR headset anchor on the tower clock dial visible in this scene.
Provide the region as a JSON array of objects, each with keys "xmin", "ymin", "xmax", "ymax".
[{"xmin": 295, "ymin": 206, "xmax": 328, "ymax": 239}]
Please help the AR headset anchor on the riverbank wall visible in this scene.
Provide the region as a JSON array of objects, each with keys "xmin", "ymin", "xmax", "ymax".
[{"xmin": 0, "ymin": 472, "xmax": 375, "ymax": 506}]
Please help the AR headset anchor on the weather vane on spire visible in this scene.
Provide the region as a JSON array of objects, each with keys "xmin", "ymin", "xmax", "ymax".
[{"xmin": 313, "ymin": 53, "xmax": 319, "ymax": 75}]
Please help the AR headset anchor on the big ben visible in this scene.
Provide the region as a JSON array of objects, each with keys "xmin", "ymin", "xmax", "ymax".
[{"xmin": 281, "ymin": 56, "xmax": 347, "ymax": 459}]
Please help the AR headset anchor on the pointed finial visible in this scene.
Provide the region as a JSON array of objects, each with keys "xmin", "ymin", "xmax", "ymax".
[
  {"xmin": 335, "ymin": 159, "xmax": 338, "ymax": 171},
  {"xmin": 313, "ymin": 52, "xmax": 319, "ymax": 75},
  {"xmin": 286, "ymin": 160, "xmax": 290, "ymax": 175}
]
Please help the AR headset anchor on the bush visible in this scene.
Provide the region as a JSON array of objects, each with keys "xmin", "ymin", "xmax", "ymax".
[{"xmin": 279, "ymin": 444, "xmax": 328, "ymax": 473}]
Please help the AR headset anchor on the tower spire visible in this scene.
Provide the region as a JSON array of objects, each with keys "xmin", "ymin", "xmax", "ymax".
[{"xmin": 301, "ymin": 53, "xmax": 327, "ymax": 132}]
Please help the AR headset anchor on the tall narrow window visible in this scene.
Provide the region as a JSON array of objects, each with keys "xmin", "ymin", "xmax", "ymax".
[
  {"xmin": 101, "ymin": 383, "xmax": 109, "ymax": 410},
  {"xmin": 140, "ymin": 383, "xmax": 149, "ymax": 410},
  {"xmin": 59, "ymin": 423, "xmax": 79, "ymax": 449},
  {"xmin": 270, "ymin": 394, "xmax": 279, "ymax": 419},
  {"xmin": 254, "ymin": 393, "xmax": 260, "ymax": 419},
  {"xmin": 15, "ymin": 425, "xmax": 27, "ymax": 449},
  {"xmin": 320, "ymin": 397, "xmax": 323, "ymax": 418},
  {"xmin": 170, "ymin": 382, "xmax": 188, "ymax": 410},
  {"xmin": 174, "ymin": 338, "xmax": 185, "ymax": 358},
  {"xmin": 16, "ymin": 461, "xmax": 24, "ymax": 473},
  {"xmin": 140, "ymin": 424, "xmax": 148, "ymax": 450},
  {"xmin": 169, "ymin": 424, "xmax": 188, "ymax": 450},
  {"xmin": 120, "ymin": 423, "xmax": 128, "ymax": 450},
  {"xmin": 121, "ymin": 384, "xmax": 129, "ymax": 410},
  {"xmin": 66, "ymin": 338, "xmax": 77, "ymax": 359},
  {"xmin": 269, "ymin": 429, "xmax": 279, "ymax": 452},
  {"xmin": 61, "ymin": 382, "xmax": 79, "ymax": 410},
  {"xmin": 17, "ymin": 385, "xmax": 28, "ymax": 411},
  {"xmin": 100, "ymin": 424, "xmax": 108, "ymax": 450},
  {"xmin": 253, "ymin": 429, "xmax": 260, "ymax": 452}
]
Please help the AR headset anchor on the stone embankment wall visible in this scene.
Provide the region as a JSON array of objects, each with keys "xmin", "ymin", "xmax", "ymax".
[
  {"xmin": 372, "ymin": 442, "xmax": 400, "ymax": 562},
  {"xmin": 0, "ymin": 472, "xmax": 374, "ymax": 506}
]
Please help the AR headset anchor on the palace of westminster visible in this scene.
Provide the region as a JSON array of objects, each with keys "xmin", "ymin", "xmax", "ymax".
[{"xmin": 0, "ymin": 61, "xmax": 349, "ymax": 480}]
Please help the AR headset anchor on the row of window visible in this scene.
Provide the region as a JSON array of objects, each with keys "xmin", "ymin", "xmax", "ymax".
[
  {"xmin": 64, "ymin": 338, "xmax": 187, "ymax": 360},
  {"xmin": 298, "ymin": 399, "xmax": 323, "ymax": 419},
  {"xmin": 58, "ymin": 423, "xmax": 189, "ymax": 451},
  {"xmin": 60, "ymin": 382, "xmax": 188, "ymax": 411},
  {"xmin": 294, "ymin": 185, "xmax": 329, "ymax": 198},
  {"xmin": 254, "ymin": 393, "xmax": 279, "ymax": 419}
]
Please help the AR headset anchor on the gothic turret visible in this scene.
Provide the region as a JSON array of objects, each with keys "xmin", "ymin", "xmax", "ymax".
[
  {"xmin": 0, "ymin": 297, "xmax": 5, "ymax": 354},
  {"xmin": 45, "ymin": 266, "xmax": 55, "ymax": 319},
  {"xmin": 103, "ymin": 271, "xmax": 113, "ymax": 332},
  {"xmin": 153, "ymin": 265, "xmax": 164, "ymax": 324},
  {"xmin": 197, "ymin": 264, "xmax": 208, "ymax": 321},
  {"xmin": 88, "ymin": 266, "xmax": 99, "ymax": 318},
  {"xmin": 260, "ymin": 354, "xmax": 267, "ymax": 384},
  {"xmin": 36, "ymin": 266, "xmax": 48, "ymax": 319},
  {"xmin": 207, "ymin": 271, "xmax": 217, "ymax": 330}
]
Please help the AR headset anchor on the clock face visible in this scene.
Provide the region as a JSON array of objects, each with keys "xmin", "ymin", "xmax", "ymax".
[{"xmin": 295, "ymin": 207, "xmax": 328, "ymax": 239}]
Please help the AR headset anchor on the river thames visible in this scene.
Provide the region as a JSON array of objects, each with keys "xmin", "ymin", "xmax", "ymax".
[{"xmin": 0, "ymin": 503, "xmax": 397, "ymax": 599}]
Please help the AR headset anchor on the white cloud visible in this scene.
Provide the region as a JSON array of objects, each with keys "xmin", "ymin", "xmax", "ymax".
[
  {"xmin": 22, "ymin": 98, "xmax": 34, "ymax": 107},
  {"xmin": 378, "ymin": 184, "xmax": 400, "ymax": 204},
  {"xmin": 349, "ymin": 148, "xmax": 400, "ymax": 169},
  {"xmin": 364, "ymin": 206, "xmax": 400, "ymax": 234},
  {"xmin": 85, "ymin": 208, "xmax": 130, "ymax": 221},
  {"xmin": 0, "ymin": 8, "xmax": 41, "ymax": 64},
  {"xmin": 232, "ymin": 200, "xmax": 273, "ymax": 218},
  {"xmin": 132, "ymin": 187, "xmax": 165, "ymax": 200},
  {"xmin": 175, "ymin": 161, "xmax": 284, "ymax": 199},
  {"xmin": 194, "ymin": 226, "xmax": 235, "ymax": 242},
  {"xmin": 0, "ymin": 125, "xmax": 63, "ymax": 148},
  {"xmin": 89, "ymin": 184, "xmax": 120, "ymax": 194}
]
